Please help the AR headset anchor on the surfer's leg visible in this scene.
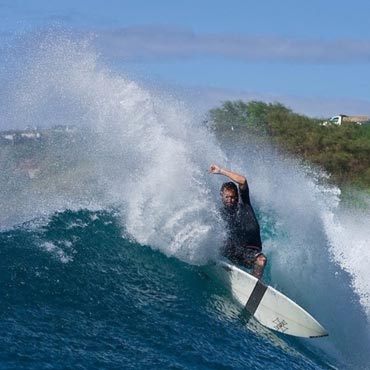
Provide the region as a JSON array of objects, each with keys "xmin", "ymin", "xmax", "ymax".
[{"xmin": 252, "ymin": 253, "xmax": 267, "ymax": 279}]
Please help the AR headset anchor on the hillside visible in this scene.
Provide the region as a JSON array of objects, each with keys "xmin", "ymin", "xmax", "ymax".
[{"xmin": 208, "ymin": 101, "xmax": 370, "ymax": 190}]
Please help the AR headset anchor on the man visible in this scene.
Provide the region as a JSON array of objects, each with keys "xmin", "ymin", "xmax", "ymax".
[{"xmin": 209, "ymin": 164, "xmax": 267, "ymax": 279}]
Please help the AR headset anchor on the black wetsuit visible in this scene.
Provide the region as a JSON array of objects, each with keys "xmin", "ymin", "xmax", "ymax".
[{"xmin": 221, "ymin": 183, "xmax": 263, "ymax": 268}]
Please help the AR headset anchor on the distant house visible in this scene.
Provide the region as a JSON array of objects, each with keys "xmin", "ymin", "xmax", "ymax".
[
  {"xmin": 0, "ymin": 125, "xmax": 79, "ymax": 145},
  {"xmin": 0, "ymin": 131, "xmax": 17, "ymax": 144},
  {"xmin": 1, "ymin": 133, "xmax": 16, "ymax": 141},
  {"xmin": 340, "ymin": 115, "xmax": 370, "ymax": 125},
  {"xmin": 20, "ymin": 131, "xmax": 41, "ymax": 139},
  {"xmin": 0, "ymin": 129, "xmax": 42, "ymax": 144},
  {"xmin": 322, "ymin": 114, "xmax": 370, "ymax": 126},
  {"xmin": 53, "ymin": 125, "xmax": 77, "ymax": 133}
]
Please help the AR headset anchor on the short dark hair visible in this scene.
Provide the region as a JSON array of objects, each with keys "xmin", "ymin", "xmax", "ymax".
[{"xmin": 220, "ymin": 182, "xmax": 238, "ymax": 194}]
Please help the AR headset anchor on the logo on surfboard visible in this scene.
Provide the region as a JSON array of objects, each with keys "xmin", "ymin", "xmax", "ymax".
[{"xmin": 273, "ymin": 317, "xmax": 289, "ymax": 333}]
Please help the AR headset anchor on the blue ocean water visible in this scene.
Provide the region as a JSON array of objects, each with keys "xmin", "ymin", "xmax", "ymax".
[
  {"xmin": 1, "ymin": 33, "xmax": 370, "ymax": 369},
  {"xmin": 0, "ymin": 209, "xmax": 334, "ymax": 370}
]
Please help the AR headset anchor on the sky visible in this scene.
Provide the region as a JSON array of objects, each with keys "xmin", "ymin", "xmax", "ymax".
[{"xmin": 1, "ymin": 0, "xmax": 370, "ymax": 117}]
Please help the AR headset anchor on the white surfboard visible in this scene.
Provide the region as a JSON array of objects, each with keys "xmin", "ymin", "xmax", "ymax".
[{"xmin": 212, "ymin": 260, "xmax": 328, "ymax": 338}]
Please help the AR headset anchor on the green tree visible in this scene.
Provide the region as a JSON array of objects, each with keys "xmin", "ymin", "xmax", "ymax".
[{"xmin": 208, "ymin": 100, "xmax": 370, "ymax": 190}]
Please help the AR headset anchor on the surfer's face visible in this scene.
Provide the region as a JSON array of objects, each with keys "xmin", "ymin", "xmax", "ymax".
[{"xmin": 221, "ymin": 189, "xmax": 238, "ymax": 208}]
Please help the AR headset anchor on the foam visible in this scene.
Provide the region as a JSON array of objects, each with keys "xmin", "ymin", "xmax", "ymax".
[
  {"xmin": 323, "ymin": 206, "xmax": 370, "ymax": 316},
  {"xmin": 0, "ymin": 32, "xmax": 224, "ymax": 264}
]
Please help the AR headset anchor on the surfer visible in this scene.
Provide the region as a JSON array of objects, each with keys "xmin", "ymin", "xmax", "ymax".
[{"xmin": 209, "ymin": 164, "xmax": 267, "ymax": 279}]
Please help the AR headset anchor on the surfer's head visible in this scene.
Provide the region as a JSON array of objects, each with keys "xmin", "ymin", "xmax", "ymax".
[{"xmin": 220, "ymin": 182, "xmax": 238, "ymax": 208}]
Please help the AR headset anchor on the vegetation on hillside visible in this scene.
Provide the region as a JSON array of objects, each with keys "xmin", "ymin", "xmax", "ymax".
[{"xmin": 208, "ymin": 100, "xmax": 370, "ymax": 189}]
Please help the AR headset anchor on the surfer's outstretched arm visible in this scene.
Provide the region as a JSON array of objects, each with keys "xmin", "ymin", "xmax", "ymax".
[{"xmin": 208, "ymin": 164, "xmax": 247, "ymax": 187}]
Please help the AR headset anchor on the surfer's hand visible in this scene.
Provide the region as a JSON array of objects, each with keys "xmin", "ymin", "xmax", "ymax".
[{"xmin": 209, "ymin": 164, "xmax": 222, "ymax": 174}]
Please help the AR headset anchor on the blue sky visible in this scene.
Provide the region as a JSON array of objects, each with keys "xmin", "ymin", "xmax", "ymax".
[{"xmin": 1, "ymin": 0, "xmax": 370, "ymax": 116}]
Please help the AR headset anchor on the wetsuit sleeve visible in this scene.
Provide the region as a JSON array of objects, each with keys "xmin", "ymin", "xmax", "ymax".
[{"xmin": 239, "ymin": 182, "xmax": 251, "ymax": 205}]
